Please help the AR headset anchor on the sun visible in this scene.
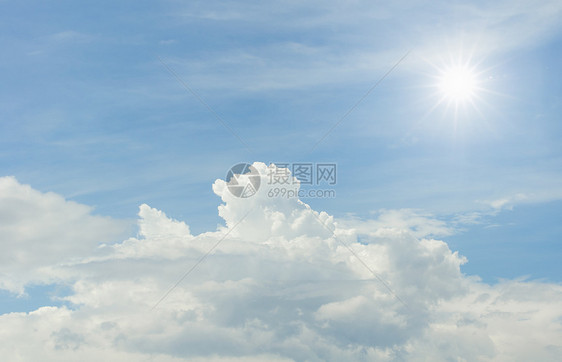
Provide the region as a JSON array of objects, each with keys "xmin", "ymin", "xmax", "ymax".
[
  {"xmin": 417, "ymin": 54, "xmax": 494, "ymax": 134},
  {"xmin": 418, "ymin": 50, "xmax": 499, "ymax": 135},
  {"xmin": 438, "ymin": 65, "xmax": 478, "ymax": 102}
]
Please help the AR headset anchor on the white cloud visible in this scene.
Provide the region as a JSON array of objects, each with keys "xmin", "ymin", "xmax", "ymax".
[
  {"xmin": 484, "ymin": 188, "xmax": 562, "ymax": 211},
  {"xmin": 338, "ymin": 209, "xmax": 455, "ymax": 239},
  {"xmin": 488, "ymin": 193, "xmax": 529, "ymax": 210},
  {"xmin": 0, "ymin": 166, "xmax": 561, "ymax": 361},
  {"xmin": 49, "ymin": 30, "xmax": 94, "ymax": 44},
  {"xmin": 0, "ymin": 176, "xmax": 129, "ymax": 293}
]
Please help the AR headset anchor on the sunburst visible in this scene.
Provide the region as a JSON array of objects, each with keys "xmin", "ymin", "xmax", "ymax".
[{"xmin": 438, "ymin": 65, "xmax": 478, "ymax": 102}]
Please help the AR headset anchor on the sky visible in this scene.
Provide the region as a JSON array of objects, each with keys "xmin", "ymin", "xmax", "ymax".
[{"xmin": 1, "ymin": 0, "xmax": 562, "ymax": 360}]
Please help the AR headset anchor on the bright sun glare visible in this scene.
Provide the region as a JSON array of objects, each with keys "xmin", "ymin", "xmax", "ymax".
[
  {"xmin": 438, "ymin": 66, "xmax": 478, "ymax": 102},
  {"xmin": 425, "ymin": 58, "xmax": 490, "ymax": 123},
  {"xmin": 439, "ymin": 67, "xmax": 476, "ymax": 101}
]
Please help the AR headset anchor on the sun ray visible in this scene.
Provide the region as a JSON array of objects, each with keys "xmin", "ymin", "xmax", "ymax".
[{"xmin": 402, "ymin": 47, "xmax": 508, "ymax": 144}]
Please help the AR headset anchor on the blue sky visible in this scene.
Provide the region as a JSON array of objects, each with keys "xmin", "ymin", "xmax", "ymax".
[
  {"xmin": 1, "ymin": 2, "xmax": 562, "ymax": 358},
  {"xmin": 3, "ymin": 0, "xmax": 560, "ymax": 282}
]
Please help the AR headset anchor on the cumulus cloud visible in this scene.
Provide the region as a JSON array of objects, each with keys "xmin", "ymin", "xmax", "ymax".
[
  {"xmin": 0, "ymin": 176, "xmax": 129, "ymax": 293},
  {"xmin": 0, "ymin": 165, "xmax": 561, "ymax": 361}
]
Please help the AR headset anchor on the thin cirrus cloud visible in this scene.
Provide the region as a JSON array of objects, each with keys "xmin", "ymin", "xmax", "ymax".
[
  {"xmin": 0, "ymin": 165, "xmax": 560, "ymax": 361},
  {"xmin": 164, "ymin": 0, "xmax": 562, "ymax": 94}
]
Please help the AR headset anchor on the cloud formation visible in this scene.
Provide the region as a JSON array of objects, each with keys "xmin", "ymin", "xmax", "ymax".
[
  {"xmin": 0, "ymin": 176, "xmax": 129, "ymax": 293},
  {"xmin": 0, "ymin": 166, "xmax": 561, "ymax": 361}
]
